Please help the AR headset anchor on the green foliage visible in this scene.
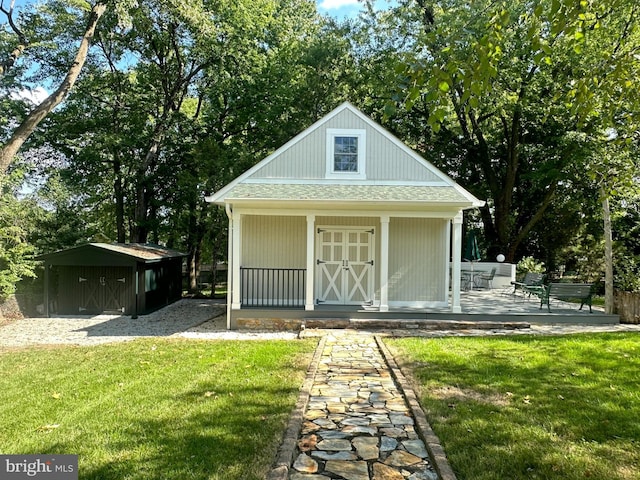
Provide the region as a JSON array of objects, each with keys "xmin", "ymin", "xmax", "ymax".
[
  {"xmin": 37, "ymin": 0, "xmax": 335, "ymax": 251},
  {"xmin": 30, "ymin": 172, "xmax": 94, "ymax": 252},
  {"xmin": 612, "ymin": 194, "xmax": 640, "ymax": 292},
  {"xmin": 516, "ymin": 256, "xmax": 545, "ymax": 278},
  {"xmin": 613, "ymin": 253, "xmax": 640, "ymax": 293},
  {"xmin": 381, "ymin": 0, "xmax": 640, "ymax": 263},
  {"xmin": 0, "ymin": 171, "xmax": 36, "ymax": 301},
  {"xmin": 557, "ymin": 233, "xmax": 605, "ymax": 283},
  {"xmin": 4, "ymin": 0, "xmax": 639, "ymax": 295}
]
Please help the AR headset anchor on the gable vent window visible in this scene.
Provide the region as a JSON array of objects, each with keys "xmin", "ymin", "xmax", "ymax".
[{"xmin": 326, "ymin": 128, "xmax": 366, "ymax": 179}]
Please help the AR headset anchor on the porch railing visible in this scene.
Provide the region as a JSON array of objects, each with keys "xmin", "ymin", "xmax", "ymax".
[{"xmin": 240, "ymin": 267, "xmax": 306, "ymax": 308}]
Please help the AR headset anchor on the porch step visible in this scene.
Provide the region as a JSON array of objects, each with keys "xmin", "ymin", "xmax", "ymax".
[{"xmin": 303, "ymin": 318, "xmax": 530, "ymax": 331}]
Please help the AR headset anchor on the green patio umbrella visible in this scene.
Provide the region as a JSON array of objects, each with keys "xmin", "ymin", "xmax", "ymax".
[
  {"xmin": 464, "ymin": 230, "xmax": 481, "ymax": 262},
  {"xmin": 463, "ymin": 231, "xmax": 481, "ymax": 290}
]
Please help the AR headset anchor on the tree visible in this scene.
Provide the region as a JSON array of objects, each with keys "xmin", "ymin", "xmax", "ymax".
[
  {"xmin": 388, "ymin": 0, "xmax": 640, "ymax": 262},
  {"xmin": 0, "ymin": 0, "xmax": 28, "ymax": 77},
  {"xmin": 0, "ymin": 1, "xmax": 107, "ymax": 173},
  {"xmin": 588, "ymin": 137, "xmax": 640, "ymax": 312},
  {"xmin": 35, "ymin": 0, "xmax": 332, "ymax": 291}
]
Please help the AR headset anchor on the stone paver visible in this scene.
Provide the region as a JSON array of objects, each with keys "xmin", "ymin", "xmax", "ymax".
[
  {"xmin": 288, "ymin": 332, "xmax": 439, "ymax": 480},
  {"xmin": 276, "ymin": 322, "xmax": 640, "ymax": 480}
]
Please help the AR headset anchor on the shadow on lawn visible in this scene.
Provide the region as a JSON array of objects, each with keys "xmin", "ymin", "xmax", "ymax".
[
  {"xmin": 395, "ymin": 334, "xmax": 640, "ymax": 479},
  {"xmin": 78, "ymin": 383, "xmax": 299, "ymax": 480}
]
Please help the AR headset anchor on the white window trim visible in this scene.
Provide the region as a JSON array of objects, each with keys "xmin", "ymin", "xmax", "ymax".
[{"xmin": 326, "ymin": 128, "xmax": 366, "ymax": 180}]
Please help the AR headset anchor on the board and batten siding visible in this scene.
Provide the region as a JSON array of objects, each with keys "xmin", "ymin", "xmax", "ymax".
[
  {"xmin": 248, "ymin": 108, "xmax": 442, "ymax": 182},
  {"xmin": 387, "ymin": 218, "xmax": 448, "ymax": 305},
  {"xmin": 241, "ymin": 215, "xmax": 306, "ymax": 268}
]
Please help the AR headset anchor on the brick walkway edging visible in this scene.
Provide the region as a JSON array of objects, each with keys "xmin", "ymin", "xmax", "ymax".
[
  {"xmin": 267, "ymin": 335, "xmax": 327, "ymax": 480},
  {"xmin": 375, "ymin": 336, "xmax": 458, "ymax": 480},
  {"xmin": 265, "ymin": 334, "xmax": 457, "ymax": 480}
]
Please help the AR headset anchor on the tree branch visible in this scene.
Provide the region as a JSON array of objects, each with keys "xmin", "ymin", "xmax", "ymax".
[
  {"xmin": 0, "ymin": 0, "xmax": 29, "ymax": 76},
  {"xmin": 510, "ymin": 182, "xmax": 558, "ymax": 255},
  {"xmin": 1, "ymin": 3, "xmax": 107, "ymax": 173}
]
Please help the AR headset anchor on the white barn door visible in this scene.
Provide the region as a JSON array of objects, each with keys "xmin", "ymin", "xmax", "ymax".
[{"xmin": 316, "ymin": 227, "xmax": 375, "ymax": 305}]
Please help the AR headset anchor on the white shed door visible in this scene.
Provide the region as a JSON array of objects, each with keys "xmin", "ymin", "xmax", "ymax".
[{"xmin": 316, "ymin": 227, "xmax": 374, "ymax": 305}]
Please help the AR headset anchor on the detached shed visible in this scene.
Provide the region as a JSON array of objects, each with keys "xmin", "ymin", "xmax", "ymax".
[{"xmin": 37, "ymin": 243, "xmax": 185, "ymax": 317}]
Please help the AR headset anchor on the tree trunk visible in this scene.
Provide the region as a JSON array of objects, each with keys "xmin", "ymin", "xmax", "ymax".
[
  {"xmin": 187, "ymin": 241, "xmax": 202, "ymax": 294},
  {"xmin": 131, "ymin": 132, "xmax": 164, "ymax": 243},
  {"xmin": 113, "ymin": 154, "xmax": 126, "ymax": 243},
  {"xmin": 188, "ymin": 251, "xmax": 198, "ymax": 293},
  {"xmin": 131, "ymin": 183, "xmax": 147, "ymax": 243},
  {"xmin": 601, "ymin": 186, "xmax": 614, "ymax": 314},
  {"xmin": 0, "ymin": 3, "xmax": 107, "ymax": 173},
  {"xmin": 186, "ymin": 204, "xmax": 205, "ymax": 294}
]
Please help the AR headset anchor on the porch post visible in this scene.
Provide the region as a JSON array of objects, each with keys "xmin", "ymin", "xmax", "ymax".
[
  {"xmin": 224, "ymin": 205, "xmax": 233, "ymax": 329},
  {"xmin": 231, "ymin": 210, "xmax": 242, "ymax": 310},
  {"xmin": 451, "ymin": 212, "xmax": 463, "ymax": 313},
  {"xmin": 305, "ymin": 214, "xmax": 315, "ymax": 311},
  {"xmin": 379, "ymin": 215, "xmax": 390, "ymax": 312}
]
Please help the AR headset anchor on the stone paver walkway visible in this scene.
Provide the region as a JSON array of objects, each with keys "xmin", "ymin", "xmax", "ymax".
[{"xmin": 283, "ymin": 332, "xmax": 440, "ymax": 480}]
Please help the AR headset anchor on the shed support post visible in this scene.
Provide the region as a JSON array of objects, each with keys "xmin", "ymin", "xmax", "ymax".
[
  {"xmin": 305, "ymin": 214, "xmax": 315, "ymax": 311},
  {"xmin": 451, "ymin": 213, "xmax": 463, "ymax": 313},
  {"xmin": 379, "ymin": 215, "xmax": 390, "ymax": 312}
]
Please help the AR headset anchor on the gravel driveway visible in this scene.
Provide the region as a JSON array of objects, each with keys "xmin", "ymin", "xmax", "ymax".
[{"xmin": 0, "ymin": 299, "xmax": 297, "ymax": 349}]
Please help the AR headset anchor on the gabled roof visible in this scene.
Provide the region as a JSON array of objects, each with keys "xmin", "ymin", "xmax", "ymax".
[
  {"xmin": 36, "ymin": 243, "xmax": 186, "ymax": 263},
  {"xmin": 206, "ymin": 102, "xmax": 483, "ymax": 209}
]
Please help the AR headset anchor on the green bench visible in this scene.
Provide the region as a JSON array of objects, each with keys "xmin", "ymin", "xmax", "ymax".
[
  {"xmin": 511, "ymin": 272, "xmax": 546, "ymax": 298},
  {"xmin": 539, "ymin": 283, "xmax": 593, "ymax": 313}
]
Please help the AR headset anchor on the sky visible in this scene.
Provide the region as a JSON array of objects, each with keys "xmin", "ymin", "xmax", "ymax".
[
  {"xmin": 316, "ymin": 0, "xmax": 395, "ymax": 20},
  {"xmin": 317, "ymin": 0, "xmax": 362, "ymax": 18}
]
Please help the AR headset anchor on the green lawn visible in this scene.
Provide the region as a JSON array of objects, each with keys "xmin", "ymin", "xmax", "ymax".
[
  {"xmin": 0, "ymin": 338, "xmax": 316, "ymax": 480},
  {"xmin": 387, "ymin": 333, "xmax": 640, "ymax": 480}
]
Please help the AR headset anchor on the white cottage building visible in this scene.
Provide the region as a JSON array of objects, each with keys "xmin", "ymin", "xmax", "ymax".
[{"xmin": 206, "ymin": 102, "xmax": 483, "ymax": 329}]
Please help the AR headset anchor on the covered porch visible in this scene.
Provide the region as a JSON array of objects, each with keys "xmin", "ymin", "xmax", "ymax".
[
  {"xmin": 232, "ymin": 287, "xmax": 620, "ymax": 330},
  {"xmin": 224, "ymin": 209, "xmax": 470, "ymax": 329}
]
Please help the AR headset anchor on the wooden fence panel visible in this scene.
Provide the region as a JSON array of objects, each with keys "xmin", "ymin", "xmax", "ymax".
[{"xmin": 614, "ymin": 290, "xmax": 640, "ymax": 324}]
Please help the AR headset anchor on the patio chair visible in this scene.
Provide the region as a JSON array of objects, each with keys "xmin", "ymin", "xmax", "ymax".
[
  {"xmin": 461, "ymin": 272, "xmax": 472, "ymax": 291},
  {"xmin": 476, "ymin": 267, "xmax": 496, "ymax": 290}
]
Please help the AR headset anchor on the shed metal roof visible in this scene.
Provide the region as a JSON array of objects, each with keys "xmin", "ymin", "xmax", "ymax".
[{"xmin": 37, "ymin": 243, "xmax": 186, "ymax": 263}]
